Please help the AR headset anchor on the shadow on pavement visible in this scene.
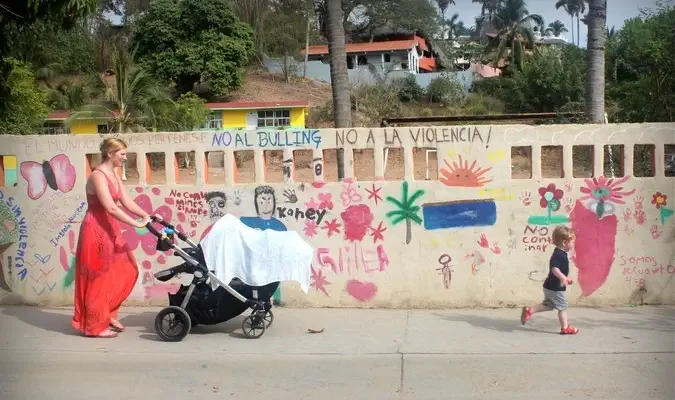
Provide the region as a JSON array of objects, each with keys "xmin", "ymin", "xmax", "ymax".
[
  {"xmin": 1, "ymin": 306, "xmax": 80, "ymax": 336},
  {"xmin": 120, "ymin": 310, "xmax": 245, "ymax": 341},
  {"xmin": 435, "ymin": 305, "xmax": 675, "ymax": 333}
]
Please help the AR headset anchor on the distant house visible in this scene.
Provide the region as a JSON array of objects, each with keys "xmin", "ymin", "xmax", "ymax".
[
  {"xmin": 40, "ymin": 100, "xmax": 310, "ymax": 135},
  {"xmin": 203, "ymin": 101, "xmax": 310, "ymax": 131},
  {"xmin": 301, "ymin": 34, "xmax": 438, "ymax": 74}
]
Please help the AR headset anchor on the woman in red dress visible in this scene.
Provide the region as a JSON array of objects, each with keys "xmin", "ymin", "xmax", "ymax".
[{"xmin": 72, "ymin": 138, "xmax": 151, "ymax": 338}]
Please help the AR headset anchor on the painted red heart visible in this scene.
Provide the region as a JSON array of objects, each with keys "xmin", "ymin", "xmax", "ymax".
[{"xmin": 346, "ymin": 279, "xmax": 377, "ymax": 302}]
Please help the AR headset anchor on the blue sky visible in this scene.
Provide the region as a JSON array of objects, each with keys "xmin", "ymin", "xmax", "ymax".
[{"xmin": 445, "ymin": 0, "xmax": 661, "ymax": 47}]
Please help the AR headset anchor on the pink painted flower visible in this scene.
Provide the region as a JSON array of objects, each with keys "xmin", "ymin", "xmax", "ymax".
[
  {"xmin": 579, "ymin": 176, "xmax": 636, "ymax": 204},
  {"xmin": 121, "ymin": 192, "xmax": 173, "ymax": 256},
  {"xmin": 538, "ymin": 183, "xmax": 564, "ymax": 210},
  {"xmin": 317, "ymin": 193, "xmax": 333, "ymax": 210},
  {"xmin": 341, "ymin": 204, "xmax": 374, "ymax": 242},
  {"xmin": 304, "ymin": 220, "xmax": 318, "ymax": 238}
]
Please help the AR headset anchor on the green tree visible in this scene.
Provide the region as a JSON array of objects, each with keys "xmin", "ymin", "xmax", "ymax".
[
  {"xmin": 555, "ymin": 0, "xmax": 585, "ymax": 47},
  {"xmin": 386, "ymin": 181, "xmax": 425, "ymax": 245},
  {"xmin": 131, "ymin": 0, "xmax": 255, "ymax": 98},
  {"xmin": 483, "ymin": 0, "xmax": 545, "ymax": 70},
  {"xmin": 546, "ymin": 20, "xmax": 568, "ymax": 37},
  {"xmin": 0, "ymin": 58, "xmax": 50, "ymax": 135},
  {"xmin": 155, "ymin": 92, "xmax": 208, "ymax": 132},
  {"xmin": 473, "ymin": 44, "xmax": 586, "ymax": 113},
  {"xmin": 606, "ymin": 2, "xmax": 675, "ymax": 122},
  {"xmin": 68, "ymin": 47, "xmax": 171, "ymax": 134}
]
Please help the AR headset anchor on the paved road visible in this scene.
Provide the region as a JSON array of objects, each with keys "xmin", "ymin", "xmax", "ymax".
[{"xmin": 0, "ymin": 305, "xmax": 673, "ymax": 400}]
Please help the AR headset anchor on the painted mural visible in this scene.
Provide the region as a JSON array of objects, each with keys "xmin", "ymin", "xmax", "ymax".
[{"xmin": 0, "ymin": 123, "xmax": 673, "ymax": 308}]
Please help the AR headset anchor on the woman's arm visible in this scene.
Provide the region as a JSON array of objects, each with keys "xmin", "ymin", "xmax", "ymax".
[
  {"xmin": 91, "ymin": 172, "xmax": 144, "ymax": 227},
  {"xmin": 115, "ymin": 174, "xmax": 149, "ymax": 218}
]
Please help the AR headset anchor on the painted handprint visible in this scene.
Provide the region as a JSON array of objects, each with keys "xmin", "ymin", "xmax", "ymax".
[
  {"xmin": 563, "ymin": 198, "xmax": 574, "ymax": 213},
  {"xmin": 633, "ymin": 208, "xmax": 646, "ymax": 225},
  {"xmin": 477, "ymin": 233, "xmax": 489, "ymax": 248},
  {"xmin": 282, "ymin": 189, "xmax": 298, "ymax": 203},
  {"xmin": 623, "ymin": 208, "xmax": 632, "ymax": 222},
  {"xmin": 650, "ymin": 224, "xmax": 662, "ymax": 239},
  {"xmin": 519, "ymin": 191, "xmax": 532, "ymax": 206},
  {"xmin": 490, "ymin": 242, "xmax": 502, "ymax": 255},
  {"xmin": 232, "ymin": 189, "xmax": 242, "ymax": 206}
]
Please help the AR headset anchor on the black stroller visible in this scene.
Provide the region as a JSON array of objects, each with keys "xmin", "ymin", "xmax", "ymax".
[{"xmin": 145, "ymin": 216, "xmax": 278, "ymax": 342}]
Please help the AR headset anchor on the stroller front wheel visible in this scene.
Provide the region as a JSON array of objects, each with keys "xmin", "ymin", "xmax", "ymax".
[
  {"xmin": 155, "ymin": 306, "xmax": 192, "ymax": 342},
  {"xmin": 242, "ymin": 313, "xmax": 266, "ymax": 339},
  {"xmin": 263, "ymin": 310, "xmax": 274, "ymax": 328}
]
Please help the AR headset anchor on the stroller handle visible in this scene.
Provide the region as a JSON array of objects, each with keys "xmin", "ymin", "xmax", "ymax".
[{"xmin": 150, "ymin": 215, "xmax": 189, "ymax": 242}]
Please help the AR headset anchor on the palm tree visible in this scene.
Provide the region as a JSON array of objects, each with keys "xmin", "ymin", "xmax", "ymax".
[
  {"xmin": 545, "ymin": 20, "xmax": 568, "ymax": 37},
  {"xmin": 326, "ymin": 0, "xmax": 351, "ymax": 179},
  {"xmin": 386, "ymin": 181, "xmax": 425, "ymax": 245},
  {"xmin": 436, "ymin": 0, "xmax": 456, "ymax": 39},
  {"xmin": 484, "ymin": 0, "xmax": 545, "ymax": 70},
  {"xmin": 555, "ymin": 0, "xmax": 585, "ymax": 47},
  {"xmin": 585, "ymin": 0, "xmax": 607, "ymax": 123},
  {"xmin": 68, "ymin": 47, "xmax": 170, "ymax": 134}
]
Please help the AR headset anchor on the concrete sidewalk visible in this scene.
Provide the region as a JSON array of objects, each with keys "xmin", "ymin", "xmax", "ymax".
[{"xmin": 0, "ymin": 305, "xmax": 673, "ymax": 399}]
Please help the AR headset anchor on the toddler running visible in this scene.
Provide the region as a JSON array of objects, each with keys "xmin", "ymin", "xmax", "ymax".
[{"xmin": 521, "ymin": 225, "xmax": 579, "ymax": 335}]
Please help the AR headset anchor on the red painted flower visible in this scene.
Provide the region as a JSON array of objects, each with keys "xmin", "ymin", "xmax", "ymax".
[
  {"xmin": 538, "ymin": 183, "xmax": 564, "ymax": 211},
  {"xmin": 341, "ymin": 204, "xmax": 374, "ymax": 242},
  {"xmin": 651, "ymin": 192, "xmax": 667, "ymax": 209}
]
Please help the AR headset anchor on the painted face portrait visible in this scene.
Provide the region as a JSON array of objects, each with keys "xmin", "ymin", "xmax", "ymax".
[
  {"xmin": 256, "ymin": 192, "xmax": 275, "ymax": 218},
  {"xmin": 205, "ymin": 191, "xmax": 227, "ymax": 221}
]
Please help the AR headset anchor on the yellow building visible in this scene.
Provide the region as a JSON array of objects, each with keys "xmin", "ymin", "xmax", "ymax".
[
  {"xmin": 41, "ymin": 100, "xmax": 310, "ymax": 135},
  {"xmin": 204, "ymin": 101, "xmax": 309, "ymax": 130}
]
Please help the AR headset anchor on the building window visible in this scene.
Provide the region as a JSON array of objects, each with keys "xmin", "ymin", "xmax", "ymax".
[
  {"xmin": 257, "ymin": 109, "xmax": 290, "ymax": 128},
  {"xmin": 41, "ymin": 122, "xmax": 69, "ymax": 135},
  {"xmin": 384, "ymin": 54, "xmax": 391, "ymax": 62},
  {"xmin": 204, "ymin": 111, "xmax": 222, "ymax": 130},
  {"xmin": 97, "ymin": 123, "xmax": 110, "ymax": 134}
]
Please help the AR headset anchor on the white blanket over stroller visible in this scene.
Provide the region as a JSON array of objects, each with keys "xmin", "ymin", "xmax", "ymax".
[{"xmin": 200, "ymin": 214, "xmax": 314, "ymax": 293}]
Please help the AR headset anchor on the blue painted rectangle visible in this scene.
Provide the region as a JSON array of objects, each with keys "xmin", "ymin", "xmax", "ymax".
[{"xmin": 422, "ymin": 199, "xmax": 497, "ymax": 230}]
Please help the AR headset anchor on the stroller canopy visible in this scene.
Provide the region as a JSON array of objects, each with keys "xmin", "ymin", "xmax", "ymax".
[{"xmin": 200, "ymin": 214, "xmax": 314, "ymax": 293}]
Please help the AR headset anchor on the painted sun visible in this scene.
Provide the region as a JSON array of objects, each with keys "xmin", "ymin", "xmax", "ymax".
[{"xmin": 439, "ymin": 155, "xmax": 493, "ymax": 187}]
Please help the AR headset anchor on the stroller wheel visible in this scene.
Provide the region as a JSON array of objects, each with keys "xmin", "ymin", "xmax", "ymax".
[
  {"xmin": 242, "ymin": 313, "xmax": 266, "ymax": 339},
  {"xmin": 155, "ymin": 306, "xmax": 192, "ymax": 342},
  {"xmin": 263, "ymin": 310, "xmax": 274, "ymax": 328}
]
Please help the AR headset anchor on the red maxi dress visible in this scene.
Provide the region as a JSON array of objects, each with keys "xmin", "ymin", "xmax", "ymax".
[{"xmin": 72, "ymin": 170, "xmax": 140, "ymax": 336}]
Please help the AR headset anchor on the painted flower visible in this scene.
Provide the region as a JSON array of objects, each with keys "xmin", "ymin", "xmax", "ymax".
[
  {"xmin": 121, "ymin": 192, "xmax": 173, "ymax": 256},
  {"xmin": 651, "ymin": 192, "xmax": 667, "ymax": 209},
  {"xmin": 579, "ymin": 176, "xmax": 636, "ymax": 218},
  {"xmin": 538, "ymin": 183, "xmax": 564, "ymax": 211},
  {"xmin": 579, "ymin": 176, "xmax": 635, "ymax": 204}
]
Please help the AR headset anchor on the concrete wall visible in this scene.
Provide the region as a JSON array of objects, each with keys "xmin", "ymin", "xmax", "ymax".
[
  {"xmin": 0, "ymin": 123, "xmax": 674, "ymax": 308},
  {"xmin": 263, "ymin": 56, "xmax": 475, "ymax": 90}
]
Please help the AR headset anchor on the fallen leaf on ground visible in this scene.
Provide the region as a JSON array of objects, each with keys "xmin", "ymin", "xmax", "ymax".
[{"xmin": 307, "ymin": 328, "xmax": 325, "ymax": 334}]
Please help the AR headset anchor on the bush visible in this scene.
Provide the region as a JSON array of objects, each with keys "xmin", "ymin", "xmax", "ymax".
[
  {"xmin": 427, "ymin": 74, "xmax": 465, "ymax": 105},
  {"xmin": 391, "ymin": 75, "xmax": 424, "ymax": 103}
]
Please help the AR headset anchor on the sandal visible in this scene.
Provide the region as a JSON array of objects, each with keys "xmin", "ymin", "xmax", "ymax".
[
  {"xmin": 87, "ymin": 329, "xmax": 118, "ymax": 338},
  {"xmin": 560, "ymin": 325, "xmax": 579, "ymax": 335},
  {"xmin": 109, "ymin": 319, "xmax": 125, "ymax": 332},
  {"xmin": 520, "ymin": 306, "xmax": 532, "ymax": 325}
]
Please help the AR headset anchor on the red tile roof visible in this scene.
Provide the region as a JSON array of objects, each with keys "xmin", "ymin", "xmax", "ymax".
[
  {"xmin": 302, "ymin": 40, "xmax": 418, "ymax": 56},
  {"xmin": 419, "ymin": 57, "xmax": 436, "ymax": 71},
  {"xmin": 45, "ymin": 101, "xmax": 310, "ymax": 120},
  {"xmin": 206, "ymin": 101, "xmax": 309, "ymax": 110}
]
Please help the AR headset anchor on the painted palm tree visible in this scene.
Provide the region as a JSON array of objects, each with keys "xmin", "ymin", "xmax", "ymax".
[
  {"xmin": 386, "ymin": 181, "xmax": 425, "ymax": 245},
  {"xmin": 483, "ymin": 0, "xmax": 545, "ymax": 70},
  {"xmin": 555, "ymin": 0, "xmax": 586, "ymax": 46},
  {"xmin": 545, "ymin": 20, "xmax": 568, "ymax": 37},
  {"xmin": 585, "ymin": 0, "xmax": 607, "ymax": 123}
]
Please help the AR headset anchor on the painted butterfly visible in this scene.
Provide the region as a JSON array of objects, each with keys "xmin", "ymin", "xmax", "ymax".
[{"xmin": 20, "ymin": 154, "xmax": 77, "ymax": 200}]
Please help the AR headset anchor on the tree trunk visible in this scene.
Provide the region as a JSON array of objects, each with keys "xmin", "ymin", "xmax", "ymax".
[
  {"xmin": 326, "ymin": 0, "xmax": 352, "ymax": 180},
  {"xmin": 570, "ymin": 15, "xmax": 575, "ymax": 45},
  {"xmin": 576, "ymin": 14, "xmax": 581, "ymax": 47},
  {"xmin": 303, "ymin": 6, "xmax": 310, "ymax": 78},
  {"xmin": 405, "ymin": 219, "xmax": 412, "ymax": 245},
  {"xmin": 585, "ymin": 0, "xmax": 607, "ymax": 123}
]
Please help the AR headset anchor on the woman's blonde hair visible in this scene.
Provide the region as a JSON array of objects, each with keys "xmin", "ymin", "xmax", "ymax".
[{"xmin": 100, "ymin": 138, "xmax": 128, "ymax": 160}]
